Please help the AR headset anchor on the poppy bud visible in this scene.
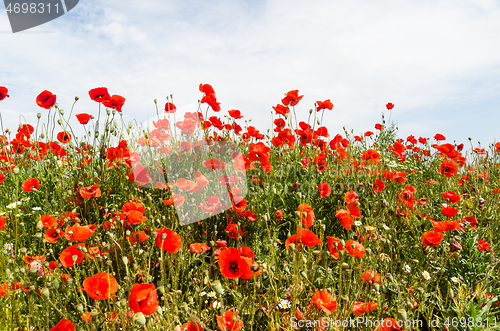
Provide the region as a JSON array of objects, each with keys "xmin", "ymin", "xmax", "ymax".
[
  {"xmin": 72, "ymin": 255, "xmax": 79, "ymax": 264},
  {"xmin": 40, "ymin": 133, "xmax": 44, "ymax": 139},
  {"xmin": 398, "ymin": 308, "xmax": 407, "ymax": 320},
  {"xmin": 133, "ymin": 312, "xmax": 146, "ymax": 326},
  {"xmin": 37, "ymin": 113, "xmax": 41, "ymax": 119},
  {"xmin": 13, "ymin": 167, "xmax": 19, "ymax": 175},
  {"xmin": 59, "ymin": 109, "xmax": 64, "ymax": 115},
  {"xmin": 341, "ymin": 263, "xmax": 349, "ymax": 269},
  {"xmin": 180, "ymin": 302, "xmax": 189, "ymax": 312},
  {"xmin": 41, "ymin": 287, "xmax": 50, "ymax": 298},
  {"xmin": 91, "ymin": 309, "xmax": 99, "ymax": 317},
  {"xmin": 52, "ymin": 279, "xmax": 59, "ymax": 290},
  {"xmin": 250, "ymin": 263, "xmax": 260, "ymax": 272},
  {"xmin": 288, "ymin": 243, "xmax": 295, "ymax": 251},
  {"xmin": 5, "ymin": 269, "xmax": 12, "ymax": 280},
  {"xmin": 300, "ymin": 271, "xmax": 308, "ymax": 279},
  {"xmin": 34, "ymin": 233, "xmax": 42, "ymax": 239},
  {"xmin": 76, "ymin": 303, "xmax": 84, "ymax": 313},
  {"xmin": 75, "ymin": 96, "xmax": 79, "ymax": 101},
  {"xmin": 211, "ymin": 280, "xmax": 224, "ymax": 295},
  {"xmin": 57, "ymin": 120, "xmax": 62, "ymax": 125},
  {"xmin": 122, "ymin": 256, "xmax": 129, "ymax": 265}
]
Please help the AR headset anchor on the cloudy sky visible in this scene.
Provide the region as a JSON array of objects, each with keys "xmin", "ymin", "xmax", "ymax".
[{"xmin": 1, "ymin": 0, "xmax": 500, "ymax": 153}]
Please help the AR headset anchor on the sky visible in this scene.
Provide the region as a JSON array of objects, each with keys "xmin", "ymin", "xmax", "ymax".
[{"xmin": 2, "ymin": 0, "xmax": 500, "ymax": 155}]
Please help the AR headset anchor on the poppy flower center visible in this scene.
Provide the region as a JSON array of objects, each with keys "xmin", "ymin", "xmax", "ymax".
[{"xmin": 228, "ymin": 261, "xmax": 240, "ymax": 273}]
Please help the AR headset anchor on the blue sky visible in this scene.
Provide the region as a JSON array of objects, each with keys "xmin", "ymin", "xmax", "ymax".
[{"xmin": 1, "ymin": 0, "xmax": 500, "ymax": 153}]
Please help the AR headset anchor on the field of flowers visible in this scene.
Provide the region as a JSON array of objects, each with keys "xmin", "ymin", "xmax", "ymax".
[{"xmin": 0, "ymin": 84, "xmax": 498, "ymax": 331}]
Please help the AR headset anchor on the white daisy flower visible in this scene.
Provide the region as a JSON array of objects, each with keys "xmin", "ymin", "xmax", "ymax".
[
  {"xmin": 382, "ymin": 224, "xmax": 390, "ymax": 230},
  {"xmin": 20, "ymin": 197, "xmax": 30, "ymax": 202},
  {"xmin": 354, "ymin": 221, "xmax": 362, "ymax": 226},
  {"xmin": 3, "ymin": 243, "xmax": 13, "ymax": 250},
  {"xmin": 278, "ymin": 299, "xmax": 291, "ymax": 309},
  {"xmin": 200, "ymin": 291, "xmax": 207, "ymax": 297},
  {"xmin": 365, "ymin": 225, "xmax": 375, "ymax": 231},
  {"xmin": 404, "ymin": 264, "xmax": 411, "ymax": 273},
  {"xmin": 422, "ymin": 271, "xmax": 431, "ymax": 280},
  {"xmin": 32, "ymin": 207, "xmax": 42, "ymax": 211},
  {"xmin": 451, "ymin": 277, "xmax": 459, "ymax": 283},
  {"xmin": 212, "ymin": 300, "xmax": 221, "ymax": 309},
  {"xmin": 207, "ymin": 291, "xmax": 216, "ymax": 298}
]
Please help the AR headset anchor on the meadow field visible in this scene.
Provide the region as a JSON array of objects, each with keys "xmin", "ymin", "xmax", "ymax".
[{"xmin": 0, "ymin": 85, "xmax": 498, "ymax": 330}]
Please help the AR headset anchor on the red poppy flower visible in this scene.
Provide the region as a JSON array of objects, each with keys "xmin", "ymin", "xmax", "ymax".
[
  {"xmin": 203, "ymin": 158, "xmax": 227, "ymax": 170},
  {"xmin": 335, "ymin": 209, "xmax": 354, "ymax": 230},
  {"xmin": 352, "ymin": 301, "xmax": 378, "ymax": 316},
  {"xmin": 272, "ymin": 104, "xmax": 289, "ymax": 116},
  {"xmin": 386, "ymin": 103, "xmax": 394, "ymax": 110},
  {"xmin": 297, "ymin": 227, "xmax": 322, "ymax": 247},
  {"xmin": 189, "ymin": 243, "xmax": 211, "ymax": 254},
  {"xmin": 373, "ymin": 180, "xmax": 385, "ymax": 193},
  {"xmin": 102, "ymin": 95, "xmax": 125, "ymax": 112},
  {"xmin": 281, "ymin": 90, "xmax": 303, "ymax": 107},
  {"xmin": 316, "ymin": 99, "xmax": 333, "ymax": 111},
  {"xmin": 275, "ymin": 210, "xmax": 283, "ymax": 219},
  {"xmin": 129, "ymin": 283, "xmax": 159, "ymax": 315},
  {"xmin": 44, "ymin": 228, "xmax": 62, "ymax": 243},
  {"xmin": 181, "ymin": 322, "xmax": 204, "ymax": 331},
  {"xmin": 128, "ymin": 231, "xmax": 149, "ymax": 243},
  {"xmin": 477, "ymin": 238, "xmax": 492, "ymax": 252},
  {"xmin": 326, "ymin": 236, "xmax": 344, "ymax": 259},
  {"xmin": 434, "ymin": 133, "xmax": 446, "ymax": 141},
  {"xmin": 238, "ymin": 246, "xmax": 255, "ymax": 258},
  {"xmin": 0, "ymin": 215, "xmax": 6, "ymax": 230},
  {"xmin": 421, "ymin": 230, "xmax": 444, "ymax": 247},
  {"xmin": 345, "ymin": 239, "xmax": 365, "ymax": 258},
  {"xmin": 218, "ymin": 247, "xmax": 250, "ymax": 279},
  {"xmin": 162, "ymin": 194, "xmax": 185, "ymax": 206},
  {"xmin": 442, "ymin": 191, "xmax": 460, "ymax": 203},
  {"xmin": 65, "ymin": 224, "xmax": 97, "ymax": 241},
  {"xmin": 75, "ymin": 113, "xmax": 93, "ymax": 125},
  {"xmin": 154, "ymin": 228, "xmax": 182, "ymax": 253},
  {"xmin": 379, "ymin": 318, "xmax": 402, "ymax": 331},
  {"xmin": 307, "ymin": 289, "xmax": 338, "ymax": 315},
  {"xmin": 79, "ymin": 184, "xmax": 101, "ymax": 200},
  {"xmin": 441, "ymin": 205, "xmax": 458, "ymax": 217},
  {"xmin": 375, "ymin": 123, "xmax": 383, "ymax": 130},
  {"xmin": 50, "ymin": 318, "xmax": 76, "ymax": 331},
  {"xmin": 440, "ymin": 160, "xmax": 458, "ymax": 177},
  {"xmin": 21, "ymin": 178, "xmax": 41, "ymax": 192},
  {"xmin": 36, "ymin": 90, "xmax": 56, "ymax": 109},
  {"xmin": 59, "ymin": 244, "xmax": 86, "ymax": 268},
  {"xmin": 226, "ymin": 224, "xmax": 244, "ymax": 240},
  {"xmin": 164, "ymin": 102, "xmax": 177, "ymax": 113},
  {"xmin": 41, "ymin": 214, "xmax": 57, "ymax": 227},
  {"xmin": 0, "ymin": 86, "xmax": 9, "ymax": 101},
  {"xmin": 360, "ymin": 270, "xmax": 382, "ymax": 285},
  {"xmin": 298, "ymin": 203, "xmax": 315, "ymax": 227},
  {"xmin": 88, "ymin": 87, "xmax": 110, "ymax": 103},
  {"xmin": 57, "ymin": 131, "xmax": 72, "ymax": 144},
  {"xmin": 126, "ymin": 210, "xmax": 147, "ymax": 225},
  {"xmin": 216, "ymin": 310, "xmax": 244, "ymax": 331},
  {"xmin": 228, "ymin": 109, "xmax": 243, "ymax": 119},
  {"xmin": 432, "ymin": 220, "xmax": 460, "ymax": 232},
  {"xmin": 318, "ymin": 182, "xmax": 331, "ymax": 198},
  {"xmin": 82, "ymin": 272, "xmax": 119, "ymax": 300}
]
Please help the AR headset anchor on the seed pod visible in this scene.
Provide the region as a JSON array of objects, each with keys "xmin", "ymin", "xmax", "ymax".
[{"xmin": 133, "ymin": 312, "xmax": 146, "ymax": 326}]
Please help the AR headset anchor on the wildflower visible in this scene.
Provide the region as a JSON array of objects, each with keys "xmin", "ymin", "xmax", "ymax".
[
  {"xmin": 352, "ymin": 301, "xmax": 378, "ymax": 316},
  {"xmin": 386, "ymin": 103, "xmax": 394, "ymax": 110},
  {"xmin": 88, "ymin": 87, "xmax": 110, "ymax": 103},
  {"xmin": 212, "ymin": 300, "xmax": 222, "ymax": 309},
  {"xmin": 365, "ymin": 225, "xmax": 375, "ymax": 231},
  {"xmin": 307, "ymin": 289, "xmax": 338, "ymax": 315},
  {"xmin": 421, "ymin": 230, "xmax": 444, "ymax": 247},
  {"xmin": 297, "ymin": 203, "xmax": 315, "ymax": 227},
  {"xmin": 326, "ymin": 236, "xmax": 344, "ymax": 259},
  {"xmin": 345, "ymin": 239, "xmax": 365, "ymax": 258},
  {"xmin": 382, "ymin": 224, "xmax": 390, "ymax": 230},
  {"xmin": 216, "ymin": 310, "xmax": 243, "ymax": 331},
  {"xmin": 0, "ymin": 86, "xmax": 9, "ymax": 100},
  {"xmin": 102, "ymin": 95, "xmax": 126, "ymax": 112},
  {"xmin": 31, "ymin": 207, "xmax": 41, "ymax": 211},
  {"xmin": 82, "ymin": 272, "xmax": 119, "ymax": 300},
  {"xmin": 451, "ymin": 277, "xmax": 459, "ymax": 283},
  {"xmin": 75, "ymin": 113, "xmax": 93, "ymax": 124},
  {"xmin": 404, "ymin": 264, "xmax": 411, "ymax": 273},
  {"xmin": 373, "ymin": 180, "xmax": 385, "ymax": 193},
  {"xmin": 154, "ymin": 228, "xmax": 182, "ymax": 253},
  {"xmin": 36, "ymin": 90, "xmax": 56, "ymax": 109},
  {"xmin": 207, "ymin": 291, "xmax": 216, "ymax": 298},
  {"xmin": 181, "ymin": 322, "xmax": 204, "ymax": 331},
  {"xmin": 281, "ymin": 90, "xmax": 303, "ymax": 107},
  {"xmin": 218, "ymin": 247, "xmax": 251, "ymax": 279},
  {"xmin": 422, "ymin": 271, "xmax": 431, "ymax": 280},
  {"xmin": 129, "ymin": 283, "xmax": 159, "ymax": 315},
  {"xmin": 21, "ymin": 178, "xmax": 41, "ymax": 192},
  {"xmin": 278, "ymin": 299, "xmax": 291, "ymax": 309},
  {"xmin": 354, "ymin": 221, "xmax": 362, "ymax": 226},
  {"xmin": 49, "ymin": 318, "xmax": 75, "ymax": 331}
]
